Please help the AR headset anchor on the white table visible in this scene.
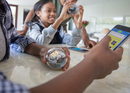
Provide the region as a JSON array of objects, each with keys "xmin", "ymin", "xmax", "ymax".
[{"xmin": 0, "ymin": 44, "xmax": 130, "ymax": 93}]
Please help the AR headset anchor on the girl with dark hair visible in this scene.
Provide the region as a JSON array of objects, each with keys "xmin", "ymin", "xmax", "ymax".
[{"xmin": 27, "ymin": 0, "xmax": 84, "ymax": 46}]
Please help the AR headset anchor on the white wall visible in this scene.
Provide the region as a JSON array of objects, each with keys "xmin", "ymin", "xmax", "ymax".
[
  {"xmin": 83, "ymin": 0, "xmax": 130, "ymax": 19},
  {"xmin": 17, "ymin": 5, "xmax": 33, "ymax": 30},
  {"xmin": 16, "ymin": 0, "xmax": 130, "ymax": 30},
  {"xmin": 82, "ymin": 0, "xmax": 130, "ymax": 33}
]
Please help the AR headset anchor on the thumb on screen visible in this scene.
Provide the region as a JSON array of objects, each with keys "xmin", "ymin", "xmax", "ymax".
[{"xmin": 99, "ymin": 36, "xmax": 111, "ymax": 48}]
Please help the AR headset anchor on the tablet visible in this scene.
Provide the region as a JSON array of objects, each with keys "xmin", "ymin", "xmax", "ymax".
[{"xmin": 68, "ymin": 47, "xmax": 89, "ymax": 52}]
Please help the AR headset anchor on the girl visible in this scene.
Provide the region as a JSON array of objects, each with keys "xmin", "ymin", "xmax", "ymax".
[{"xmin": 27, "ymin": 0, "xmax": 84, "ymax": 46}]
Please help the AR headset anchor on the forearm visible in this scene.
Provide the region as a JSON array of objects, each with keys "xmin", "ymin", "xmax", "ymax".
[
  {"xmin": 30, "ymin": 55, "xmax": 98, "ymax": 93},
  {"xmin": 17, "ymin": 10, "xmax": 33, "ymax": 35},
  {"xmin": 76, "ymin": 19, "xmax": 82, "ymax": 29},
  {"xmin": 25, "ymin": 9, "xmax": 34, "ymax": 23},
  {"xmin": 82, "ymin": 26, "xmax": 89, "ymax": 40},
  {"xmin": 24, "ymin": 43, "xmax": 45, "ymax": 56},
  {"xmin": 52, "ymin": 18, "xmax": 63, "ymax": 30},
  {"xmin": 74, "ymin": 18, "xmax": 82, "ymax": 29},
  {"xmin": 23, "ymin": 9, "xmax": 34, "ymax": 31}
]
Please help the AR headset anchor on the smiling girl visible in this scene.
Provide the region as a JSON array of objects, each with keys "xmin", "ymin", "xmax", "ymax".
[{"xmin": 27, "ymin": 0, "xmax": 84, "ymax": 46}]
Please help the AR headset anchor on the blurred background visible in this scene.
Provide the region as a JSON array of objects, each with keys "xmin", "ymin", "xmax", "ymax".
[{"xmin": 7, "ymin": 0, "xmax": 130, "ymax": 34}]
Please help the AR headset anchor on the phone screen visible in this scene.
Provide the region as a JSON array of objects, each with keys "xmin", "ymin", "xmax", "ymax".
[
  {"xmin": 68, "ymin": 47, "xmax": 89, "ymax": 52},
  {"xmin": 107, "ymin": 28, "xmax": 130, "ymax": 50}
]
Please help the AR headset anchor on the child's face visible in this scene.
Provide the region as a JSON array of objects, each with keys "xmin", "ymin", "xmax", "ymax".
[{"xmin": 36, "ymin": 2, "xmax": 56, "ymax": 26}]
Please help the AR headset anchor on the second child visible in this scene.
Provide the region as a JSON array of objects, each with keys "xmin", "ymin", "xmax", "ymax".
[{"xmin": 27, "ymin": 0, "xmax": 84, "ymax": 46}]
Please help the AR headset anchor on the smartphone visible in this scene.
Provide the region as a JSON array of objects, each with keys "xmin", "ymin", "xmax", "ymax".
[
  {"xmin": 106, "ymin": 25, "xmax": 130, "ymax": 50},
  {"xmin": 68, "ymin": 47, "xmax": 89, "ymax": 52}
]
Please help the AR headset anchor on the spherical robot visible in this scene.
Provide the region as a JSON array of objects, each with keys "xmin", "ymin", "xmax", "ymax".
[
  {"xmin": 46, "ymin": 48, "xmax": 67, "ymax": 70},
  {"xmin": 67, "ymin": 4, "xmax": 79, "ymax": 15}
]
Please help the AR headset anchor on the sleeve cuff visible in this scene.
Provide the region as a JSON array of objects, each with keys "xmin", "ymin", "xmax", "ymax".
[{"xmin": 72, "ymin": 26, "xmax": 82, "ymax": 36}]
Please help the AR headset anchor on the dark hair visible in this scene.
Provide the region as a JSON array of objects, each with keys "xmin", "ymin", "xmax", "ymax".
[{"xmin": 26, "ymin": 0, "xmax": 52, "ymax": 29}]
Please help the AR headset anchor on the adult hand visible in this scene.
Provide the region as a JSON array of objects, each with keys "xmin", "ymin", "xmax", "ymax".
[
  {"xmin": 84, "ymin": 36, "xmax": 123, "ymax": 79},
  {"xmin": 84, "ymin": 40, "xmax": 97, "ymax": 49},
  {"xmin": 82, "ymin": 26, "xmax": 97, "ymax": 48},
  {"xmin": 61, "ymin": 47, "xmax": 70, "ymax": 71},
  {"xmin": 39, "ymin": 47, "xmax": 70, "ymax": 71},
  {"xmin": 39, "ymin": 47, "xmax": 50, "ymax": 63}
]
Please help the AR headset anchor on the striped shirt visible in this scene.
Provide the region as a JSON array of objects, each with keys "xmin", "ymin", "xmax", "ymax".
[
  {"xmin": 0, "ymin": 0, "xmax": 35, "ymax": 92},
  {"xmin": 0, "ymin": 0, "xmax": 35, "ymax": 61}
]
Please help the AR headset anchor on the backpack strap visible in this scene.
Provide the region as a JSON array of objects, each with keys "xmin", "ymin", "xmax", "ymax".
[
  {"xmin": 50, "ymin": 25, "xmax": 62, "ymax": 44},
  {"xmin": 36, "ymin": 23, "xmax": 62, "ymax": 44},
  {"xmin": 37, "ymin": 24, "xmax": 44, "ymax": 33}
]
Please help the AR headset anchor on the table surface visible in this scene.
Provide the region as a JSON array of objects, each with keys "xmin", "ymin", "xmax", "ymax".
[{"xmin": 0, "ymin": 44, "xmax": 130, "ymax": 93}]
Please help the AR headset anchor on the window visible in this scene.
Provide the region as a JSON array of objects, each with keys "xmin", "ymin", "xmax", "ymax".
[
  {"xmin": 96, "ymin": 17, "xmax": 123, "ymax": 33},
  {"xmin": 125, "ymin": 17, "xmax": 130, "ymax": 27}
]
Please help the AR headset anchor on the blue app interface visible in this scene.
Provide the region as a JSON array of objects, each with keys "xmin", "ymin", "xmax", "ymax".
[{"xmin": 108, "ymin": 28, "xmax": 130, "ymax": 50}]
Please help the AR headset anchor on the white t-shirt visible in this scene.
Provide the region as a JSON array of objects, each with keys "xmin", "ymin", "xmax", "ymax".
[{"xmin": 0, "ymin": 25, "xmax": 6, "ymax": 61}]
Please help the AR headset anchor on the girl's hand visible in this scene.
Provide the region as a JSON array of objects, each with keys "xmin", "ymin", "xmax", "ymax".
[
  {"xmin": 58, "ymin": 2, "xmax": 76, "ymax": 21},
  {"xmin": 74, "ymin": 5, "xmax": 84, "ymax": 29},
  {"xmin": 40, "ymin": 47, "xmax": 70, "ymax": 71},
  {"xmin": 52, "ymin": 2, "xmax": 76, "ymax": 30}
]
